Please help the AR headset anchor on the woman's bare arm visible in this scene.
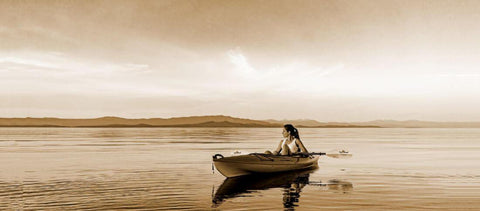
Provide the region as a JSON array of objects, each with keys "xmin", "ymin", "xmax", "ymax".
[
  {"xmin": 273, "ymin": 140, "xmax": 283, "ymax": 155},
  {"xmin": 296, "ymin": 139, "xmax": 309, "ymax": 153}
]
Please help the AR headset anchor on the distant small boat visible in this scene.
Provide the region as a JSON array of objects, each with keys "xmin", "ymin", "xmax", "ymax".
[{"xmin": 212, "ymin": 153, "xmax": 320, "ymax": 177}]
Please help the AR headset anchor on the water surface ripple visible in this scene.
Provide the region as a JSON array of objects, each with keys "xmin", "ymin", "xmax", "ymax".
[{"xmin": 1, "ymin": 128, "xmax": 479, "ymax": 210}]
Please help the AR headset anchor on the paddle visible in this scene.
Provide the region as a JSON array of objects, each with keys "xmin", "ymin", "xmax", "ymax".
[{"xmin": 302, "ymin": 150, "xmax": 352, "ymax": 159}]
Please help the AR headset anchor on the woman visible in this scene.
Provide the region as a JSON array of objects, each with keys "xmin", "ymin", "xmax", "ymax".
[{"xmin": 266, "ymin": 124, "xmax": 309, "ymax": 155}]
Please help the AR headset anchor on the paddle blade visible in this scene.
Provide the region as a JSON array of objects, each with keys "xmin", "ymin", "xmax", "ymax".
[{"xmin": 326, "ymin": 150, "xmax": 352, "ymax": 159}]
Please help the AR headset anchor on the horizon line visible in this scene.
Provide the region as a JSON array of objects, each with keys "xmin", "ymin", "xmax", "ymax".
[{"xmin": 2, "ymin": 115, "xmax": 480, "ymax": 123}]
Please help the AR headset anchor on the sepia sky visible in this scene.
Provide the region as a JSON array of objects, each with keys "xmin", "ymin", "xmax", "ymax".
[{"xmin": 1, "ymin": 0, "xmax": 480, "ymax": 121}]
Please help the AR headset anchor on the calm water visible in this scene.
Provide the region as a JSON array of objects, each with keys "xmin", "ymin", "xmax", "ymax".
[{"xmin": 1, "ymin": 128, "xmax": 479, "ymax": 210}]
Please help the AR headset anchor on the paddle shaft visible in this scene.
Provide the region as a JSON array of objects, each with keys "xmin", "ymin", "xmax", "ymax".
[
  {"xmin": 302, "ymin": 152, "xmax": 352, "ymax": 158},
  {"xmin": 308, "ymin": 152, "xmax": 327, "ymax": 156},
  {"xmin": 290, "ymin": 152, "xmax": 326, "ymax": 157}
]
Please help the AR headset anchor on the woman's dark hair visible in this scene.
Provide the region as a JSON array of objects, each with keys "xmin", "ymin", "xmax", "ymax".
[{"xmin": 284, "ymin": 124, "xmax": 300, "ymax": 139}]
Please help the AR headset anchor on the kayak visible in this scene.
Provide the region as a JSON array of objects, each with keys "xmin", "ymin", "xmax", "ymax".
[{"xmin": 212, "ymin": 153, "xmax": 320, "ymax": 177}]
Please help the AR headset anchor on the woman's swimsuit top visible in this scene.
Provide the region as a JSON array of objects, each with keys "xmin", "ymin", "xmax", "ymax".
[{"xmin": 282, "ymin": 138, "xmax": 299, "ymax": 153}]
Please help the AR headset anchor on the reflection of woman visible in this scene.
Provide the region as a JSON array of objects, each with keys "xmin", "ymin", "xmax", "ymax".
[
  {"xmin": 283, "ymin": 174, "xmax": 309, "ymax": 210},
  {"xmin": 266, "ymin": 124, "xmax": 309, "ymax": 155}
]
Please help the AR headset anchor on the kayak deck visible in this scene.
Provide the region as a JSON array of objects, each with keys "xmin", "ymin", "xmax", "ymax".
[{"xmin": 213, "ymin": 153, "xmax": 320, "ymax": 177}]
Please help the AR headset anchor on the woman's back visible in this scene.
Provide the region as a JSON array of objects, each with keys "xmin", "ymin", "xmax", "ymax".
[
  {"xmin": 265, "ymin": 124, "xmax": 308, "ymax": 156},
  {"xmin": 282, "ymin": 138, "xmax": 299, "ymax": 153}
]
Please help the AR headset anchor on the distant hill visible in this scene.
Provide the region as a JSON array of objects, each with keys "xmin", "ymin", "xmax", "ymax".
[
  {"xmin": 0, "ymin": 115, "xmax": 279, "ymax": 127},
  {"xmin": 264, "ymin": 119, "xmax": 379, "ymax": 128},
  {"xmin": 1, "ymin": 116, "xmax": 479, "ymax": 128},
  {"xmin": 265, "ymin": 119, "xmax": 326, "ymax": 127},
  {"xmin": 264, "ymin": 119, "xmax": 480, "ymax": 128},
  {"xmin": 354, "ymin": 120, "xmax": 480, "ymax": 128}
]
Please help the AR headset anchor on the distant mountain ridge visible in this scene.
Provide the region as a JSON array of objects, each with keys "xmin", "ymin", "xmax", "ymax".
[
  {"xmin": 0, "ymin": 115, "xmax": 278, "ymax": 127},
  {"xmin": 266, "ymin": 119, "xmax": 480, "ymax": 128},
  {"xmin": 0, "ymin": 116, "xmax": 480, "ymax": 128}
]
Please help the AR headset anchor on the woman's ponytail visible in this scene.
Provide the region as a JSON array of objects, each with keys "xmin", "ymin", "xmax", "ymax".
[{"xmin": 284, "ymin": 124, "xmax": 300, "ymax": 139}]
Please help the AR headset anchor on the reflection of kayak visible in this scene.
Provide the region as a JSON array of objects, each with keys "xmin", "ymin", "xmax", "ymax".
[
  {"xmin": 212, "ymin": 153, "xmax": 320, "ymax": 177},
  {"xmin": 212, "ymin": 168, "xmax": 353, "ymax": 209},
  {"xmin": 212, "ymin": 169, "xmax": 315, "ymax": 208}
]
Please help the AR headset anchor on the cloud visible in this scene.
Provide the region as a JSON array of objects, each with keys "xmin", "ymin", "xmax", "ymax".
[
  {"xmin": 1, "ymin": 51, "xmax": 153, "ymax": 72},
  {"xmin": 0, "ymin": 51, "xmax": 151, "ymax": 75},
  {"xmin": 227, "ymin": 49, "xmax": 255, "ymax": 73},
  {"xmin": 0, "ymin": 51, "xmax": 161, "ymax": 96},
  {"xmin": 0, "ymin": 56, "xmax": 60, "ymax": 70},
  {"xmin": 224, "ymin": 49, "xmax": 341, "ymax": 94},
  {"xmin": 437, "ymin": 73, "xmax": 480, "ymax": 78}
]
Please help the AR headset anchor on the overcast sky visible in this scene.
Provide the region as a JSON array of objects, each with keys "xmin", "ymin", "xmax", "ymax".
[{"xmin": 1, "ymin": 0, "xmax": 480, "ymax": 121}]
